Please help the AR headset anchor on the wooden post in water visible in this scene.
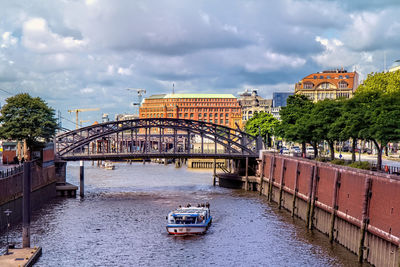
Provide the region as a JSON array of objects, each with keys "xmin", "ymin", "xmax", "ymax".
[
  {"xmin": 291, "ymin": 162, "xmax": 300, "ymax": 217},
  {"xmin": 358, "ymin": 176, "xmax": 372, "ymax": 263},
  {"xmin": 245, "ymin": 157, "xmax": 249, "ymax": 191},
  {"xmin": 268, "ymin": 156, "xmax": 276, "ymax": 202},
  {"xmin": 22, "ymin": 161, "xmax": 31, "ymax": 248},
  {"xmin": 80, "ymin": 160, "xmax": 84, "ymax": 198},
  {"xmin": 213, "ymin": 158, "xmax": 217, "ymax": 186},
  {"xmin": 308, "ymin": 164, "xmax": 319, "ymax": 230},
  {"xmin": 305, "ymin": 165, "xmax": 315, "ymax": 229},
  {"xmin": 278, "ymin": 159, "xmax": 286, "ymax": 209},
  {"xmin": 329, "ymin": 170, "xmax": 340, "ymax": 243},
  {"xmin": 259, "ymin": 156, "xmax": 265, "ymax": 195}
]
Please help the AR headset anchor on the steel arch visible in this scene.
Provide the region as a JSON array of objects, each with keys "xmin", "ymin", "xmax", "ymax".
[{"xmin": 55, "ymin": 118, "xmax": 262, "ymax": 160}]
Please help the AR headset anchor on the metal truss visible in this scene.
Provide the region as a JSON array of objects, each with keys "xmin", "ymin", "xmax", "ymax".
[{"xmin": 55, "ymin": 118, "xmax": 263, "ymax": 160}]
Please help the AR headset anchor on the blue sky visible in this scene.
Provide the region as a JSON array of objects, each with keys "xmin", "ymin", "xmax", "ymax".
[{"xmin": 1, "ymin": 0, "xmax": 400, "ymax": 129}]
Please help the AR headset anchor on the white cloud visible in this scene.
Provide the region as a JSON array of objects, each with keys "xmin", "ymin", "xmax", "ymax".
[
  {"xmin": 22, "ymin": 17, "xmax": 87, "ymax": 53},
  {"xmin": 1, "ymin": 31, "xmax": 18, "ymax": 48},
  {"xmin": 80, "ymin": 87, "xmax": 94, "ymax": 94}
]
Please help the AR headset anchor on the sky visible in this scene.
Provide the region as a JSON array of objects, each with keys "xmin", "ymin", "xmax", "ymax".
[{"xmin": 1, "ymin": 0, "xmax": 400, "ymax": 129}]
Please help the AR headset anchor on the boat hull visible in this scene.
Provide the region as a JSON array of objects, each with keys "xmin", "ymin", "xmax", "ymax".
[{"xmin": 166, "ymin": 226, "xmax": 207, "ymax": 235}]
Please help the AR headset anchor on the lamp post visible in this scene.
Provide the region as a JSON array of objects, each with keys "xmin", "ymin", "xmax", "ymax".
[{"xmin": 4, "ymin": 209, "xmax": 12, "ymax": 255}]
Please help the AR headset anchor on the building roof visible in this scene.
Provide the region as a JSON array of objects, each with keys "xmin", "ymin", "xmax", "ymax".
[{"xmin": 147, "ymin": 93, "xmax": 236, "ymax": 99}]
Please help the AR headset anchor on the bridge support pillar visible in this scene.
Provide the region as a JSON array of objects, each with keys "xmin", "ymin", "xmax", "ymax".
[
  {"xmin": 22, "ymin": 161, "xmax": 31, "ymax": 248},
  {"xmin": 213, "ymin": 159, "xmax": 217, "ymax": 186},
  {"xmin": 80, "ymin": 160, "xmax": 84, "ymax": 198}
]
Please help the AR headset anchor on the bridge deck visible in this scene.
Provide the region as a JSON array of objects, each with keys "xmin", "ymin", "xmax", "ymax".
[{"xmin": 59, "ymin": 152, "xmax": 258, "ymax": 161}]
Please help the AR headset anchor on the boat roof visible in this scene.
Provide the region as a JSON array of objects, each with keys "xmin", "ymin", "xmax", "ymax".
[{"xmin": 171, "ymin": 207, "xmax": 208, "ymax": 215}]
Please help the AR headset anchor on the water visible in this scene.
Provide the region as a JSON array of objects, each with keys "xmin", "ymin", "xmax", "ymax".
[{"xmin": 1, "ymin": 162, "xmax": 364, "ymax": 266}]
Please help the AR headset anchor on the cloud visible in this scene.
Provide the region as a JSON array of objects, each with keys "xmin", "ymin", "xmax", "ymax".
[
  {"xmin": 22, "ymin": 17, "xmax": 87, "ymax": 53},
  {"xmin": 1, "ymin": 32, "xmax": 18, "ymax": 48}
]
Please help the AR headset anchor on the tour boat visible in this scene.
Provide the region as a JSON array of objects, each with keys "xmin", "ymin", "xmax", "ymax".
[
  {"xmin": 103, "ymin": 161, "xmax": 115, "ymax": 170},
  {"xmin": 166, "ymin": 204, "xmax": 212, "ymax": 235}
]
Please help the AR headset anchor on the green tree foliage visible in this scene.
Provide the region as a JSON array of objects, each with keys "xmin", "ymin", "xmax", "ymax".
[
  {"xmin": 244, "ymin": 111, "xmax": 279, "ymax": 145},
  {"xmin": 278, "ymin": 95, "xmax": 315, "ymax": 155},
  {"xmin": 310, "ymin": 99, "xmax": 344, "ymax": 160},
  {"xmin": 0, "ymin": 93, "xmax": 57, "ymax": 151}
]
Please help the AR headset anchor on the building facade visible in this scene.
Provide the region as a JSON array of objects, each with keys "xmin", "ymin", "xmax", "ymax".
[
  {"xmin": 237, "ymin": 89, "xmax": 272, "ymax": 121},
  {"xmin": 295, "ymin": 69, "xmax": 359, "ymax": 102},
  {"xmin": 272, "ymin": 92, "xmax": 293, "ymax": 107},
  {"xmin": 139, "ymin": 93, "xmax": 242, "ymax": 128}
]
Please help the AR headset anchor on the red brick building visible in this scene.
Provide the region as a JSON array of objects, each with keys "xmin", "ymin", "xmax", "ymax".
[{"xmin": 139, "ymin": 93, "xmax": 242, "ymax": 128}]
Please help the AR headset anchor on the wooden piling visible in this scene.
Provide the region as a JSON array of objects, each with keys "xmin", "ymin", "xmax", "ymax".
[
  {"xmin": 213, "ymin": 158, "xmax": 217, "ymax": 186},
  {"xmin": 308, "ymin": 164, "xmax": 319, "ymax": 230},
  {"xmin": 278, "ymin": 159, "xmax": 286, "ymax": 209},
  {"xmin": 245, "ymin": 157, "xmax": 249, "ymax": 191},
  {"xmin": 291, "ymin": 162, "xmax": 300, "ymax": 217},
  {"xmin": 79, "ymin": 160, "xmax": 84, "ymax": 198},
  {"xmin": 329, "ymin": 170, "xmax": 340, "ymax": 243},
  {"xmin": 267, "ymin": 157, "xmax": 275, "ymax": 201},
  {"xmin": 259, "ymin": 156, "xmax": 266, "ymax": 195},
  {"xmin": 358, "ymin": 176, "xmax": 372, "ymax": 263},
  {"xmin": 305, "ymin": 165, "xmax": 315, "ymax": 229},
  {"xmin": 22, "ymin": 161, "xmax": 31, "ymax": 248}
]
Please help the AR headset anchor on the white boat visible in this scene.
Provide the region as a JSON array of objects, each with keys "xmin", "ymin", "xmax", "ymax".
[
  {"xmin": 166, "ymin": 204, "xmax": 212, "ymax": 235},
  {"xmin": 103, "ymin": 161, "xmax": 115, "ymax": 170}
]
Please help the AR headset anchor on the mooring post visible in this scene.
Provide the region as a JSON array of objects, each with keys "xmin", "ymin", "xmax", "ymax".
[
  {"xmin": 245, "ymin": 157, "xmax": 249, "ymax": 191},
  {"xmin": 329, "ymin": 170, "xmax": 340, "ymax": 243},
  {"xmin": 213, "ymin": 158, "xmax": 217, "ymax": 186},
  {"xmin": 278, "ymin": 159, "xmax": 286, "ymax": 209},
  {"xmin": 268, "ymin": 156, "xmax": 276, "ymax": 201},
  {"xmin": 258, "ymin": 156, "xmax": 264, "ymax": 195},
  {"xmin": 305, "ymin": 165, "xmax": 315, "ymax": 229},
  {"xmin": 291, "ymin": 162, "xmax": 300, "ymax": 217},
  {"xmin": 358, "ymin": 176, "xmax": 372, "ymax": 263},
  {"xmin": 22, "ymin": 161, "xmax": 31, "ymax": 248},
  {"xmin": 308, "ymin": 164, "xmax": 319, "ymax": 230},
  {"xmin": 80, "ymin": 160, "xmax": 84, "ymax": 198}
]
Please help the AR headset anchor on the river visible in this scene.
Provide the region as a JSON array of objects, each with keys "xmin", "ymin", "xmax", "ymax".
[{"xmin": 1, "ymin": 161, "xmax": 366, "ymax": 266}]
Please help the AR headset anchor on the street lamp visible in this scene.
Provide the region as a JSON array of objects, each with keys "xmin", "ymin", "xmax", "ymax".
[{"xmin": 4, "ymin": 209, "xmax": 12, "ymax": 255}]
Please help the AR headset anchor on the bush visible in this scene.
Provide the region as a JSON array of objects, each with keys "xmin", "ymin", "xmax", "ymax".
[
  {"xmin": 330, "ymin": 159, "xmax": 346, "ymax": 165},
  {"xmin": 347, "ymin": 161, "xmax": 371, "ymax": 170}
]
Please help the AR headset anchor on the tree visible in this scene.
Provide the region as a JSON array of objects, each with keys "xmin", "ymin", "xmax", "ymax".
[
  {"xmin": 244, "ymin": 112, "xmax": 279, "ymax": 146},
  {"xmin": 310, "ymin": 99, "xmax": 344, "ymax": 160},
  {"xmin": 0, "ymin": 93, "xmax": 57, "ymax": 152},
  {"xmin": 278, "ymin": 94, "xmax": 315, "ymax": 156}
]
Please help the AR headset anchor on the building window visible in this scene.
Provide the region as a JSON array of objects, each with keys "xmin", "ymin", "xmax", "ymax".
[
  {"xmin": 339, "ymin": 75, "xmax": 343, "ymax": 79},
  {"xmin": 220, "ymin": 119, "xmax": 223, "ymax": 124},
  {"xmin": 214, "ymin": 119, "xmax": 218, "ymax": 123},
  {"xmin": 338, "ymin": 81, "xmax": 348, "ymax": 89},
  {"xmin": 313, "ymin": 75, "xmax": 317, "ymax": 79},
  {"xmin": 209, "ymin": 114, "xmax": 213, "ymax": 118},
  {"xmin": 304, "ymin": 82, "xmax": 314, "ymax": 89},
  {"xmin": 198, "ymin": 113, "xmax": 202, "ymax": 118},
  {"xmin": 225, "ymin": 113, "xmax": 229, "ymax": 117},
  {"xmin": 179, "ymin": 113, "xmax": 182, "ymax": 118},
  {"xmin": 214, "ymin": 113, "xmax": 218, "ymax": 118},
  {"xmin": 184, "ymin": 113, "xmax": 188, "ymax": 118},
  {"xmin": 190, "ymin": 113, "xmax": 194, "ymax": 118},
  {"xmin": 226, "ymin": 120, "xmax": 229, "ymax": 124},
  {"xmin": 345, "ymin": 75, "xmax": 349, "ymax": 79},
  {"xmin": 319, "ymin": 75, "xmax": 324, "ymax": 79},
  {"xmin": 326, "ymin": 75, "xmax": 331, "ymax": 79}
]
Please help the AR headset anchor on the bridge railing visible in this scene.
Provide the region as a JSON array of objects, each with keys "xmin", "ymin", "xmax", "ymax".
[{"xmin": 0, "ymin": 164, "xmax": 24, "ymax": 179}]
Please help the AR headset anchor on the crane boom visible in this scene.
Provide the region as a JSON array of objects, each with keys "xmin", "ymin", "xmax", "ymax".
[{"xmin": 68, "ymin": 108, "xmax": 100, "ymax": 129}]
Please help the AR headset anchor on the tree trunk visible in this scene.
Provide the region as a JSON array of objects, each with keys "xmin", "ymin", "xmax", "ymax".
[
  {"xmin": 385, "ymin": 146, "xmax": 389, "ymax": 157},
  {"xmin": 312, "ymin": 142, "xmax": 318, "ymax": 158},
  {"xmin": 302, "ymin": 142, "xmax": 306, "ymax": 158},
  {"xmin": 351, "ymin": 138, "xmax": 357, "ymax": 162},
  {"xmin": 372, "ymin": 140, "xmax": 383, "ymax": 171},
  {"xmin": 328, "ymin": 141, "xmax": 335, "ymax": 161}
]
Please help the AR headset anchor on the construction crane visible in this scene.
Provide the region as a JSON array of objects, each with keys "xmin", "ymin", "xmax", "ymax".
[
  {"xmin": 80, "ymin": 120, "xmax": 89, "ymax": 127},
  {"xmin": 68, "ymin": 108, "xmax": 100, "ymax": 129},
  {"xmin": 127, "ymin": 88, "xmax": 146, "ymax": 114}
]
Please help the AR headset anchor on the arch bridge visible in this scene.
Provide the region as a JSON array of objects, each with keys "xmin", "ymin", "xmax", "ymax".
[{"xmin": 55, "ymin": 118, "xmax": 263, "ymax": 161}]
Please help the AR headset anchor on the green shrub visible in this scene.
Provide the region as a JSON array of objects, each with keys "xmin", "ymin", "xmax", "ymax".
[
  {"xmin": 347, "ymin": 161, "xmax": 371, "ymax": 170},
  {"xmin": 330, "ymin": 159, "xmax": 346, "ymax": 165}
]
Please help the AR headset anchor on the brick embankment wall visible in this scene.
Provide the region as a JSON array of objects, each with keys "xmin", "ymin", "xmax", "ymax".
[
  {"xmin": 0, "ymin": 164, "xmax": 57, "ymax": 231},
  {"xmin": 253, "ymin": 153, "xmax": 400, "ymax": 267}
]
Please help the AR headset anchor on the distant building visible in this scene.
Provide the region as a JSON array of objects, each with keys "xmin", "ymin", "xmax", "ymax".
[
  {"xmin": 115, "ymin": 113, "xmax": 139, "ymax": 121},
  {"xmin": 389, "ymin": 60, "xmax": 400, "ymax": 72},
  {"xmin": 237, "ymin": 89, "xmax": 272, "ymax": 121},
  {"xmin": 102, "ymin": 113, "xmax": 110, "ymax": 123},
  {"xmin": 139, "ymin": 93, "xmax": 242, "ymax": 128},
  {"xmin": 272, "ymin": 92, "xmax": 293, "ymax": 107},
  {"xmin": 271, "ymin": 107, "xmax": 281, "ymax": 120},
  {"xmin": 295, "ymin": 69, "xmax": 359, "ymax": 102}
]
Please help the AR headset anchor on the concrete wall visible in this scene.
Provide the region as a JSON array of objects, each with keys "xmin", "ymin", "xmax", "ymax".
[
  {"xmin": 237, "ymin": 153, "xmax": 400, "ymax": 267},
  {"xmin": 0, "ymin": 163, "xmax": 57, "ymax": 232}
]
